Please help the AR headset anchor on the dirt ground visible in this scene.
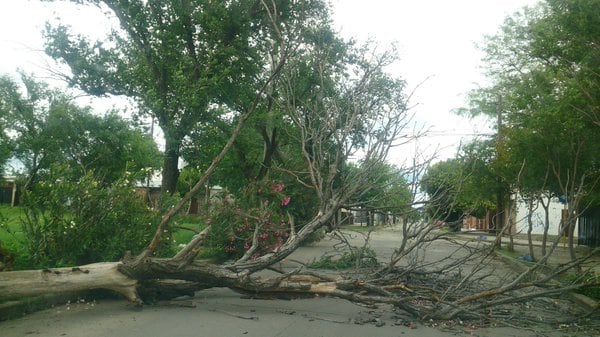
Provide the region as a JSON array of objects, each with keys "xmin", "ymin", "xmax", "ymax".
[{"xmin": 1, "ymin": 227, "xmax": 598, "ymax": 337}]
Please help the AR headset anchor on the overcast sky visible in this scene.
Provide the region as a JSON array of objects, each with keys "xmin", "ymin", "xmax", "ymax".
[
  {"xmin": 0, "ymin": 0, "xmax": 541, "ymax": 165},
  {"xmin": 331, "ymin": 0, "xmax": 541, "ymax": 164}
]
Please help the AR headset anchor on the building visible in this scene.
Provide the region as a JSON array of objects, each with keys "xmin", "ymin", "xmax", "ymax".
[
  {"xmin": 514, "ymin": 195, "xmax": 577, "ymax": 237},
  {"xmin": 0, "ymin": 177, "xmax": 18, "ymax": 207}
]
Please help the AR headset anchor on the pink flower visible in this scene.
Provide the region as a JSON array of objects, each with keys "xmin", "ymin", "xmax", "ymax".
[
  {"xmin": 270, "ymin": 181, "xmax": 284, "ymax": 193},
  {"xmin": 281, "ymin": 196, "xmax": 291, "ymax": 207}
]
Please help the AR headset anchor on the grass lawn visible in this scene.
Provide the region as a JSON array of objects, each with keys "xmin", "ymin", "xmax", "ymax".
[
  {"xmin": 0, "ymin": 205, "xmax": 25, "ymax": 246},
  {"xmin": 343, "ymin": 224, "xmax": 379, "ymax": 233},
  {"xmin": 172, "ymin": 221, "xmax": 206, "ymax": 246},
  {"xmin": 0, "ymin": 204, "xmax": 208, "ymax": 249}
]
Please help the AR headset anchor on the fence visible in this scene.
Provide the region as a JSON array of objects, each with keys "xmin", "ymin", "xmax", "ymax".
[
  {"xmin": 578, "ymin": 208, "xmax": 600, "ymax": 247},
  {"xmin": 0, "ymin": 180, "xmax": 18, "ymax": 206}
]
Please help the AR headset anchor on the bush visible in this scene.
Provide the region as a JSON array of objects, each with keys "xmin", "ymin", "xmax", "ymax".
[
  {"xmin": 203, "ymin": 180, "xmax": 294, "ymax": 261},
  {"xmin": 308, "ymin": 247, "xmax": 380, "ymax": 270},
  {"xmin": 563, "ymin": 271, "xmax": 600, "ymax": 300},
  {"xmin": 17, "ymin": 165, "xmax": 166, "ymax": 268}
]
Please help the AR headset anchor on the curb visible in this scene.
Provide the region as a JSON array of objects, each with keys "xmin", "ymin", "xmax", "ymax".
[
  {"xmin": 0, "ymin": 291, "xmax": 89, "ymax": 322},
  {"xmin": 494, "ymin": 252, "xmax": 599, "ymax": 312}
]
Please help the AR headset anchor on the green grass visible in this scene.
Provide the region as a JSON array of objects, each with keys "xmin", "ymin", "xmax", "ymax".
[
  {"xmin": 0, "ymin": 205, "xmax": 25, "ymax": 245},
  {"xmin": 343, "ymin": 225, "xmax": 379, "ymax": 233},
  {"xmin": 308, "ymin": 247, "xmax": 380, "ymax": 270},
  {"xmin": 562, "ymin": 271, "xmax": 600, "ymax": 300},
  {"xmin": 172, "ymin": 222, "xmax": 206, "ymax": 246},
  {"xmin": 497, "ymin": 247, "xmax": 522, "ymax": 259},
  {"xmin": 169, "ymin": 214, "xmax": 210, "ymax": 254},
  {"xmin": 0, "ymin": 204, "xmax": 208, "ymax": 255}
]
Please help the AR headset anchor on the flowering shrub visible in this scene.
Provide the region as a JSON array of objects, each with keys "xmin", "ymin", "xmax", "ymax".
[{"xmin": 205, "ymin": 180, "xmax": 293, "ymax": 260}]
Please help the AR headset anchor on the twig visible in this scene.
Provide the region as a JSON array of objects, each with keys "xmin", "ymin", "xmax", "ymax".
[{"xmin": 208, "ymin": 308, "xmax": 259, "ymax": 320}]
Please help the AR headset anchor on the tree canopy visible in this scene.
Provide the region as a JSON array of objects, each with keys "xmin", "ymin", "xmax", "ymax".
[
  {"xmin": 458, "ymin": 0, "xmax": 600, "ymax": 202},
  {"xmin": 0, "ymin": 72, "xmax": 161, "ymax": 188},
  {"xmin": 43, "ymin": 0, "xmax": 334, "ymax": 194}
]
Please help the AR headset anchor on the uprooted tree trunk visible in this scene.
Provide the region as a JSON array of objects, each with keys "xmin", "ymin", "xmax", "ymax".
[{"xmin": 3, "ymin": 213, "xmax": 598, "ymax": 323}]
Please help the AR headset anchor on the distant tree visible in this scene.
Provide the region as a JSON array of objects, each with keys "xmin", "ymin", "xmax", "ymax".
[
  {"xmin": 347, "ymin": 162, "xmax": 413, "ymax": 226},
  {"xmin": 420, "ymin": 159, "xmax": 467, "ymax": 230},
  {"xmin": 420, "ymin": 154, "xmax": 496, "ymax": 231},
  {"xmin": 461, "ymin": 0, "xmax": 600, "ymax": 258},
  {"xmin": 0, "ymin": 73, "xmax": 161, "ymax": 189}
]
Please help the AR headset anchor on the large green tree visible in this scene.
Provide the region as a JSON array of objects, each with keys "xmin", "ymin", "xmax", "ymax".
[
  {"xmin": 461, "ymin": 0, "xmax": 600, "ymax": 257},
  {"xmin": 0, "ymin": 73, "xmax": 161, "ymax": 189},
  {"xmin": 178, "ymin": 24, "xmax": 361, "ymax": 224},
  {"xmin": 43, "ymin": 0, "xmax": 330, "ymax": 194},
  {"xmin": 420, "ymin": 154, "xmax": 496, "ymax": 231}
]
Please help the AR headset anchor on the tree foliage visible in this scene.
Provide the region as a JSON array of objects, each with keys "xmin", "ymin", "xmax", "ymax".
[
  {"xmin": 43, "ymin": 0, "xmax": 332, "ymax": 193},
  {"xmin": 0, "ymin": 72, "xmax": 161, "ymax": 188},
  {"xmin": 18, "ymin": 164, "xmax": 164, "ymax": 268},
  {"xmin": 421, "ymin": 155, "xmax": 494, "ymax": 227},
  {"xmin": 349, "ymin": 161, "xmax": 413, "ymax": 217},
  {"xmin": 457, "ymin": 0, "xmax": 600, "ymax": 258},
  {"xmin": 0, "ymin": 73, "xmax": 164, "ymax": 267}
]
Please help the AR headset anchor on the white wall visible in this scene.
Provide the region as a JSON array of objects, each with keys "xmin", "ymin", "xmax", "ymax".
[{"xmin": 514, "ymin": 195, "xmax": 578, "ymax": 237}]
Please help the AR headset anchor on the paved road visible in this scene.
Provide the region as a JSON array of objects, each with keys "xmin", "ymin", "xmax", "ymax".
[{"xmin": 0, "ymin": 287, "xmax": 561, "ymax": 337}]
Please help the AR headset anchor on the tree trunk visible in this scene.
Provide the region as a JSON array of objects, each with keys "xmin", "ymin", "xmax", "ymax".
[
  {"xmin": 0, "ymin": 262, "xmax": 140, "ymax": 304},
  {"xmin": 187, "ymin": 197, "xmax": 199, "ymax": 215},
  {"xmin": 256, "ymin": 127, "xmax": 278, "ymax": 181},
  {"xmin": 540, "ymin": 196, "xmax": 550, "ymax": 257},
  {"xmin": 161, "ymin": 136, "xmax": 181, "ymax": 195},
  {"xmin": 526, "ymin": 199, "xmax": 535, "ymax": 260},
  {"xmin": 567, "ymin": 212, "xmax": 577, "ymax": 262}
]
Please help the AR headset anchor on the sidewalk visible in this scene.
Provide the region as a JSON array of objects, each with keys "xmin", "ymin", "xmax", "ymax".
[{"xmin": 455, "ymin": 230, "xmax": 600, "ymax": 270}]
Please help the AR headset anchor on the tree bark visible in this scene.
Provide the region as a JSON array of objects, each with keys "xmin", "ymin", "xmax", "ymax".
[
  {"xmin": 540, "ymin": 195, "xmax": 550, "ymax": 257},
  {"xmin": 526, "ymin": 199, "xmax": 535, "ymax": 260},
  {"xmin": 0, "ymin": 262, "xmax": 140, "ymax": 304},
  {"xmin": 161, "ymin": 136, "xmax": 181, "ymax": 195}
]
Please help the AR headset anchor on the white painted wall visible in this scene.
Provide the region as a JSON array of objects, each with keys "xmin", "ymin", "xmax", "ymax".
[{"xmin": 514, "ymin": 195, "xmax": 578, "ymax": 237}]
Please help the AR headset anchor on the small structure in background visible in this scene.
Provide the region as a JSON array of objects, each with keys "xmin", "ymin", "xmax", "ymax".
[
  {"xmin": 463, "ymin": 213, "xmax": 492, "ymax": 231},
  {"xmin": 0, "ymin": 176, "xmax": 18, "ymax": 207},
  {"xmin": 514, "ymin": 196, "xmax": 578, "ymax": 238},
  {"xmin": 135, "ymin": 186, "xmax": 162, "ymax": 208},
  {"xmin": 134, "ymin": 184, "xmax": 232, "ymax": 215}
]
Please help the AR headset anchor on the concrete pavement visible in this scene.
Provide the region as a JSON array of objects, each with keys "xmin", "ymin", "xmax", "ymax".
[{"xmin": 0, "ymin": 287, "xmax": 568, "ymax": 337}]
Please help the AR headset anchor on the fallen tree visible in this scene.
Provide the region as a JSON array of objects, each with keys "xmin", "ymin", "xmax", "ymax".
[{"xmin": 1, "ymin": 0, "xmax": 599, "ymax": 330}]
